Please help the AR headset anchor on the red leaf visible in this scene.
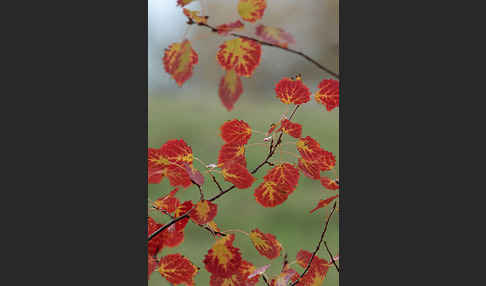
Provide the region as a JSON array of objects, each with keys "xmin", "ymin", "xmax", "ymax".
[
  {"xmin": 153, "ymin": 188, "xmax": 180, "ymax": 213},
  {"xmin": 249, "ymin": 229, "xmax": 282, "ymax": 259},
  {"xmin": 218, "ymin": 143, "xmax": 247, "ymax": 167},
  {"xmin": 255, "ymin": 25, "xmax": 295, "ymax": 47},
  {"xmin": 275, "ymin": 77, "xmax": 311, "ymax": 105},
  {"xmin": 159, "ymin": 253, "xmax": 199, "ymax": 286},
  {"xmin": 209, "ymin": 260, "xmax": 260, "ymax": 286},
  {"xmin": 174, "ymin": 200, "xmax": 193, "ymax": 231},
  {"xmin": 148, "ymin": 217, "xmax": 164, "ymax": 256},
  {"xmin": 148, "ymin": 255, "xmax": 159, "ymax": 280},
  {"xmin": 163, "ymin": 40, "xmax": 198, "ymax": 87},
  {"xmin": 216, "ymin": 20, "xmax": 245, "ymax": 36},
  {"xmin": 277, "ymin": 119, "xmax": 302, "ymax": 138},
  {"xmin": 190, "ymin": 200, "xmax": 218, "ymax": 225},
  {"xmin": 219, "ymin": 69, "xmax": 243, "ymax": 111},
  {"xmin": 162, "ymin": 224, "xmax": 185, "ymax": 248},
  {"xmin": 220, "ymin": 119, "xmax": 252, "ymax": 145},
  {"xmin": 221, "ymin": 162, "xmax": 256, "ymax": 189},
  {"xmin": 315, "ymin": 79, "xmax": 339, "ymax": 111},
  {"xmin": 217, "ymin": 38, "xmax": 261, "ymax": 77},
  {"xmin": 254, "ymin": 181, "xmax": 291, "ymax": 208},
  {"xmin": 295, "ymin": 250, "xmax": 330, "ymax": 285},
  {"xmin": 263, "ymin": 163, "xmax": 300, "ymax": 192},
  {"xmin": 297, "ymin": 157, "xmax": 321, "ymax": 180},
  {"xmin": 320, "ymin": 177, "xmax": 339, "ymax": 190},
  {"xmin": 204, "ymin": 234, "xmax": 242, "ymax": 278},
  {"xmin": 309, "ymin": 195, "xmax": 339, "ymax": 214}
]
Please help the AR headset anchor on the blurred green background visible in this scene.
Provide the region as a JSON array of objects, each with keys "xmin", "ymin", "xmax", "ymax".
[
  {"xmin": 149, "ymin": 0, "xmax": 339, "ymax": 284},
  {"xmin": 148, "ymin": 95, "xmax": 339, "ymax": 285}
]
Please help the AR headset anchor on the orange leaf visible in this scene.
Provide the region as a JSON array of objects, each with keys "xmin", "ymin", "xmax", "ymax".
[
  {"xmin": 217, "ymin": 38, "xmax": 261, "ymax": 77},
  {"xmin": 315, "ymin": 79, "xmax": 339, "ymax": 111},
  {"xmin": 218, "ymin": 143, "xmax": 247, "ymax": 167},
  {"xmin": 221, "ymin": 162, "xmax": 256, "ymax": 189},
  {"xmin": 254, "ymin": 180, "xmax": 291, "ymax": 207},
  {"xmin": 190, "ymin": 200, "xmax": 218, "ymax": 225},
  {"xmin": 219, "ymin": 69, "xmax": 243, "ymax": 111},
  {"xmin": 255, "ymin": 25, "xmax": 295, "ymax": 47},
  {"xmin": 309, "ymin": 195, "xmax": 339, "ymax": 214},
  {"xmin": 237, "ymin": 0, "xmax": 267, "ymax": 23},
  {"xmin": 204, "ymin": 234, "xmax": 242, "ymax": 278},
  {"xmin": 159, "ymin": 253, "xmax": 199, "ymax": 286},
  {"xmin": 177, "ymin": 0, "xmax": 194, "ymax": 7},
  {"xmin": 320, "ymin": 177, "xmax": 339, "ymax": 190},
  {"xmin": 148, "ymin": 255, "xmax": 159, "ymax": 280},
  {"xmin": 275, "ymin": 77, "xmax": 311, "ymax": 104},
  {"xmin": 220, "ymin": 119, "xmax": 252, "ymax": 145},
  {"xmin": 278, "ymin": 119, "xmax": 302, "ymax": 138},
  {"xmin": 163, "ymin": 39, "xmax": 198, "ymax": 87},
  {"xmin": 153, "ymin": 188, "xmax": 180, "ymax": 213},
  {"xmin": 263, "ymin": 163, "xmax": 300, "ymax": 192},
  {"xmin": 249, "ymin": 228, "xmax": 282, "ymax": 259},
  {"xmin": 216, "ymin": 20, "xmax": 245, "ymax": 36},
  {"xmin": 183, "ymin": 8, "xmax": 208, "ymax": 24}
]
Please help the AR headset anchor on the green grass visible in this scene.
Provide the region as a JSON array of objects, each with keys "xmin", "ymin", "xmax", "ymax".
[{"xmin": 148, "ymin": 95, "xmax": 339, "ymax": 285}]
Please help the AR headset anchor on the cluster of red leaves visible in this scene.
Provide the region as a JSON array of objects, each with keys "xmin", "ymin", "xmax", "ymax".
[
  {"xmin": 203, "ymin": 234, "xmax": 260, "ymax": 285},
  {"xmin": 159, "ymin": 253, "xmax": 199, "ymax": 286},
  {"xmin": 296, "ymin": 136, "xmax": 336, "ymax": 179}
]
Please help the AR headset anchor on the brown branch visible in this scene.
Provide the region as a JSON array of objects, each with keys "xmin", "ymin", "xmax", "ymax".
[
  {"xmin": 290, "ymin": 202, "xmax": 337, "ymax": 286},
  {"xmin": 192, "ymin": 22, "xmax": 339, "ymax": 79},
  {"xmin": 324, "ymin": 241, "xmax": 340, "ymax": 272},
  {"xmin": 149, "ymin": 105, "xmax": 301, "ymax": 241},
  {"xmin": 261, "ymin": 274, "xmax": 271, "ymax": 286},
  {"xmin": 209, "ymin": 172, "xmax": 224, "ymax": 193}
]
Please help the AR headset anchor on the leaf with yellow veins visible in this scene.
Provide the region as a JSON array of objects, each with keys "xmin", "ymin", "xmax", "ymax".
[
  {"xmin": 163, "ymin": 39, "xmax": 198, "ymax": 87},
  {"xmin": 190, "ymin": 200, "xmax": 218, "ymax": 225},
  {"xmin": 204, "ymin": 234, "xmax": 242, "ymax": 278},
  {"xmin": 219, "ymin": 69, "xmax": 243, "ymax": 111},
  {"xmin": 238, "ymin": 0, "xmax": 267, "ymax": 23},
  {"xmin": 217, "ymin": 38, "xmax": 261, "ymax": 77}
]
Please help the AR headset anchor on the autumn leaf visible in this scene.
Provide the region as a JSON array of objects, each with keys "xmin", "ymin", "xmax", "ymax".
[
  {"xmin": 277, "ymin": 119, "xmax": 302, "ymax": 138},
  {"xmin": 218, "ymin": 142, "xmax": 247, "ymax": 167},
  {"xmin": 220, "ymin": 119, "xmax": 252, "ymax": 145},
  {"xmin": 148, "ymin": 255, "xmax": 159, "ymax": 280},
  {"xmin": 219, "ymin": 69, "xmax": 243, "ymax": 111},
  {"xmin": 190, "ymin": 200, "xmax": 218, "ymax": 225},
  {"xmin": 254, "ymin": 180, "xmax": 292, "ymax": 207},
  {"xmin": 216, "ymin": 20, "xmax": 245, "ymax": 36},
  {"xmin": 174, "ymin": 200, "xmax": 194, "ymax": 231},
  {"xmin": 159, "ymin": 253, "xmax": 199, "ymax": 286},
  {"xmin": 255, "ymin": 25, "xmax": 295, "ymax": 47},
  {"xmin": 315, "ymin": 79, "xmax": 339, "ymax": 111},
  {"xmin": 270, "ymin": 265, "xmax": 299, "ymax": 286},
  {"xmin": 184, "ymin": 163, "xmax": 205, "ymax": 186},
  {"xmin": 217, "ymin": 38, "xmax": 261, "ymax": 77},
  {"xmin": 162, "ymin": 223, "xmax": 185, "ymax": 248},
  {"xmin": 296, "ymin": 250, "xmax": 330, "ymax": 285},
  {"xmin": 263, "ymin": 163, "xmax": 300, "ymax": 192},
  {"xmin": 152, "ymin": 187, "xmax": 180, "ymax": 213},
  {"xmin": 249, "ymin": 229, "xmax": 282, "ymax": 259},
  {"xmin": 161, "ymin": 139, "xmax": 193, "ymax": 164},
  {"xmin": 320, "ymin": 177, "xmax": 339, "ymax": 190},
  {"xmin": 309, "ymin": 195, "xmax": 339, "ymax": 214},
  {"xmin": 238, "ymin": 0, "xmax": 267, "ymax": 23},
  {"xmin": 148, "ymin": 147, "xmax": 170, "ymax": 184},
  {"xmin": 275, "ymin": 77, "xmax": 311, "ymax": 104},
  {"xmin": 177, "ymin": 0, "xmax": 194, "ymax": 7},
  {"xmin": 221, "ymin": 162, "xmax": 256, "ymax": 189},
  {"xmin": 183, "ymin": 8, "xmax": 208, "ymax": 24},
  {"xmin": 297, "ymin": 157, "xmax": 321, "ymax": 180},
  {"xmin": 266, "ymin": 123, "xmax": 278, "ymax": 136},
  {"xmin": 210, "ymin": 260, "xmax": 260, "ymax": 286},
  {"xmin": 148, "ymin": 217, "xmax": 165, "ymax": 256},
  {"xmin": 163, "ymin": 39, "xmax": 198, "ymax": 87},
  {"xmin": 204, "ymin": 234, "xmax": 242, "ymax": 278},
  {"xmin": 248, "ymin": 263, "xmax": 270, "ymax": 279}
]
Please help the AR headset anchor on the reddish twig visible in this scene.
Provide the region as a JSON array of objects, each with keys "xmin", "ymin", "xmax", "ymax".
[
  {"xmin": 191, "ymin": 21, "xmax": 339, "ymax": 79},
  {"xmin": 290, "ymin": 202, "xmax": 337, "ymax": 286}
]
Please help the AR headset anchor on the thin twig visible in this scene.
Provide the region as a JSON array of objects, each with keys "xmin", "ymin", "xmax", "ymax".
[
  {"xmin": 192, "ymin": 22, "xmax": 339, "ymax": 79},
  {"xmin": 290, "ymin": 202, "xmax": 337, "ymax": 286},
  {"xmin": 261, "ymin": 274, "xmax": 271, "ymax": 286},
  {"xmin": 324, "ymin": 241, "xmax": 340, "ymax": 272}
]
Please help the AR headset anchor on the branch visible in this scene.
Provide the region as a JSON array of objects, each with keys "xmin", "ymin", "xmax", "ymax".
[
  {"xmin": 149, "ymin": 105, "xmax": 301, "ymax": 241},
  {"xmin": 192, "ymin": 22, "xmax": 339, "ymax": 79},
  {"xmin": 290, "ymin": 202, "xmax": 337, "ymax": 286},
  {"xmin": 324, "ymin": 241, "xmax": 340, "ymax": 272}
]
